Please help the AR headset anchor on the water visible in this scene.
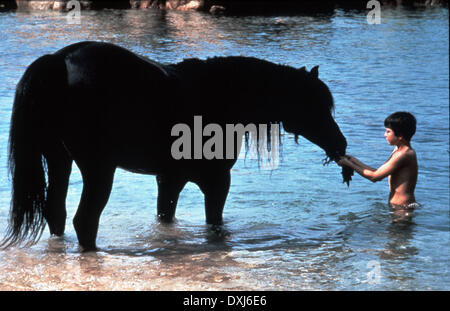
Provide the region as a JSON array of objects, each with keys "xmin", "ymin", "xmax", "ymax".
[{"xmin": 0, "ymin": 7, "xmax": 448, "ymax": 290}]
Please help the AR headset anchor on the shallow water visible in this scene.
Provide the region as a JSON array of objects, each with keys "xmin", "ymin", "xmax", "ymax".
[{"xmin": 0, "ymin": 7, "xmax": 448, "ymax": 290}]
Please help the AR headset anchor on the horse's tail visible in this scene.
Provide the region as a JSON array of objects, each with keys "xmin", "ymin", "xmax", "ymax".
[{"xmin": 1, "ymin": 54, "xmax": 67, "ymax": 248}]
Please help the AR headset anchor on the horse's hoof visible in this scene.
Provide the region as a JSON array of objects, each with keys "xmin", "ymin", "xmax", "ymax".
[
  {"xmin": 207, "ymin": 224, "xmax": 230, "ymax": 241},
  {"xmin": 79, "ymin": 243, "xmax": 98, "ymax": 252},
  {"xmin": 157, "ymin": 213, "xmax": 176, "ymax": 224}
]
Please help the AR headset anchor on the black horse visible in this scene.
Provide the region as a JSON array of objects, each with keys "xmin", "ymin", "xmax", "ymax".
[{"xmin": 2, "ymin": 41, "xmax": 352, "ymax": 251}]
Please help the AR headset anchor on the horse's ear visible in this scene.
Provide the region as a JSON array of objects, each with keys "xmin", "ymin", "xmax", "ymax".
[
  {"xmin": 310, "ymin": 65, "xmax": 319, "ymax": 78},
  {"xmin": 298, "ymin": 66, "xmax": 306, "ymax": 72}
]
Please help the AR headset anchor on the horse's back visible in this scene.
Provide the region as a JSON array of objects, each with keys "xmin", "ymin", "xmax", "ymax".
[
  {"xmin": 55, "ymin": 41, "xmax": 172, "ymax": 126},
  {"xmin": 55, "ymin": 41, "xmax": 167, "ymax": 91}
]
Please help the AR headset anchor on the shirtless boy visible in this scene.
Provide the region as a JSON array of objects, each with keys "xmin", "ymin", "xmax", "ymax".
[{"xmin": 338, "ymin": 112, "xmax": 418, "ymax": 209}]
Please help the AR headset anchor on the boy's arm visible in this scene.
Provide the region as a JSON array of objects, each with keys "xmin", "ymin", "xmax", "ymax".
[
  {"xmin": 346, "ymin": 155, "xmax": 377, "ymax": 171},
  {"xmin": 339, "ymin": 152, "xmax": 405, "ymax": 183}
]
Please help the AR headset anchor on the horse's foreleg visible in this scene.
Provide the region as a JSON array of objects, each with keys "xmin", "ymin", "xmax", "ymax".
[
  {"xmin": 43, "ymin": 142, "xmax": 72, "ymax": 236},
  {"xmin": 156, "ymin": 174, "xmax": 187, "ymax": 223},
  {"xmin": 73, "ymin": 162, "xmax": 115, "ymax": 251},
  {"xmin": 198, "ymin": 170, "xmax": 231, "ymax": 226}
]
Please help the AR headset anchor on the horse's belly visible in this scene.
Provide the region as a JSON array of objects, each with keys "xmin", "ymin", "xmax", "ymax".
[
  {"xmin": 115, "ymin": 152, "xmax": 237, "ymax": 178},
  {"xmin": 117, "ymin": 164, "xmax": 158, "ymax": 175},
  {"xmin": 111, "ymin": 143, "xmax": 169, "ymax": 174}
]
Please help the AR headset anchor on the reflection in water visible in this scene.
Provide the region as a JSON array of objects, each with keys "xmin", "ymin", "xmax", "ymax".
[
  {"xmin": 5, "ymin": 9, "xmax": 338, "ymax": 65},
  {"xmin": 390, "ymin": 207, "xmax": 416, "ymax": 224},
  {"xmin": 376, "ymin": 213, "xmax": 419, "ymax": 285},
  {"xmin": 336, "ymin": 201, "xmax": 420, "ymax": 288},
  {"xmin": 0, "ymin": 223, "xmax": 241, "ymax": 290},
  {"xmin": 0, "ymin": 236, "xmax": 251, "ymax": 290},
  {"xmin": 45, "ymin": 235, "xmax": 75, "ymax": 253},
  {"xmin": 380, "ymin": 210, "xmax": 418, "ymax": 261}
]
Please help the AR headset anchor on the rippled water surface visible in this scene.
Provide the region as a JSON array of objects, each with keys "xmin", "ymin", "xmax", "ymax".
[{"xmin": 0, "ymin": 7, "xmax": 448, "ymax": 290}]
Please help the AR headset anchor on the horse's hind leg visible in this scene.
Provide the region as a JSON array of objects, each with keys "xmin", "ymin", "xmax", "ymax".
[
  {"xmin": 73, "ymin": 161, "xmax": 116, "ymax": 251},
  {"xmin": 43, "ymin": 142, "xmax": 72, "ymax": 236},
  {"xmin": 197, "ymin": 170, "xmax": 231, "ymax": 226},
  {"xmin": 156, "ymin": 174, "xmax": 187, "ymax": 223}
]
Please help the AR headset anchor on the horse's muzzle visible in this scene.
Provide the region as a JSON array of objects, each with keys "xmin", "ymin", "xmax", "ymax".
[
  {"xmin": 326, "ymin": 145, "xmax": 346, "ymax": 163},
  {"xmin": 325, "ymin": 139, "xmax": 354, "ymax": 187}
]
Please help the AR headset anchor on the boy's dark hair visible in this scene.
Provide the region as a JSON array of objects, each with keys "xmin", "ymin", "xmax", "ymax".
[{"xmin": 384, "ymin": 111, "xmax": 416, "ymax": 141}]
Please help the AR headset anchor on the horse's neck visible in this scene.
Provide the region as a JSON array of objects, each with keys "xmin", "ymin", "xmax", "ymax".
[{"xmin": 172, "ymin": 57, "xmax": 295, "ymax": 124}]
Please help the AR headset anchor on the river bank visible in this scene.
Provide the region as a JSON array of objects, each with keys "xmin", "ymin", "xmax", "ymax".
[{"xmin": 0, "ymin": 0, "xmax": 448, "ymax": 14}]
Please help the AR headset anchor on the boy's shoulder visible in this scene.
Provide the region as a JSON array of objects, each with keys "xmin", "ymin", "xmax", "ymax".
[{"xmin": 392, "ymin": 146, "xmax": 417, "ymax": 164}]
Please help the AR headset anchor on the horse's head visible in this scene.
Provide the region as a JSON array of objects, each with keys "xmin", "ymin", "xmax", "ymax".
[{"xmin": 281, "ymin": 65, "xmax": 353, "ymax": 185}]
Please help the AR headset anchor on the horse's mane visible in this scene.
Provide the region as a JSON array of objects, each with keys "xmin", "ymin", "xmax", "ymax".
[
  {"xmin": 169, "ymin": 56, "xmax": 334, "ymax": 169},
  {"xmin": 173, "ymin": 56, "xmax": 334, "ymax": 113}
]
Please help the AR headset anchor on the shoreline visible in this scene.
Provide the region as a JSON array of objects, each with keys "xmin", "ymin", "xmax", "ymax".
[{"xmin": 0, "ymin": 0, "xmax": 448, "ymax": 14}]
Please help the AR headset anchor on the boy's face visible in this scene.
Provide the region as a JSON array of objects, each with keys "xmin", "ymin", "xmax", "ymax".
[{"xmin": 384, "ymin": 127, "xmax": 401, "ymax": 145}]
